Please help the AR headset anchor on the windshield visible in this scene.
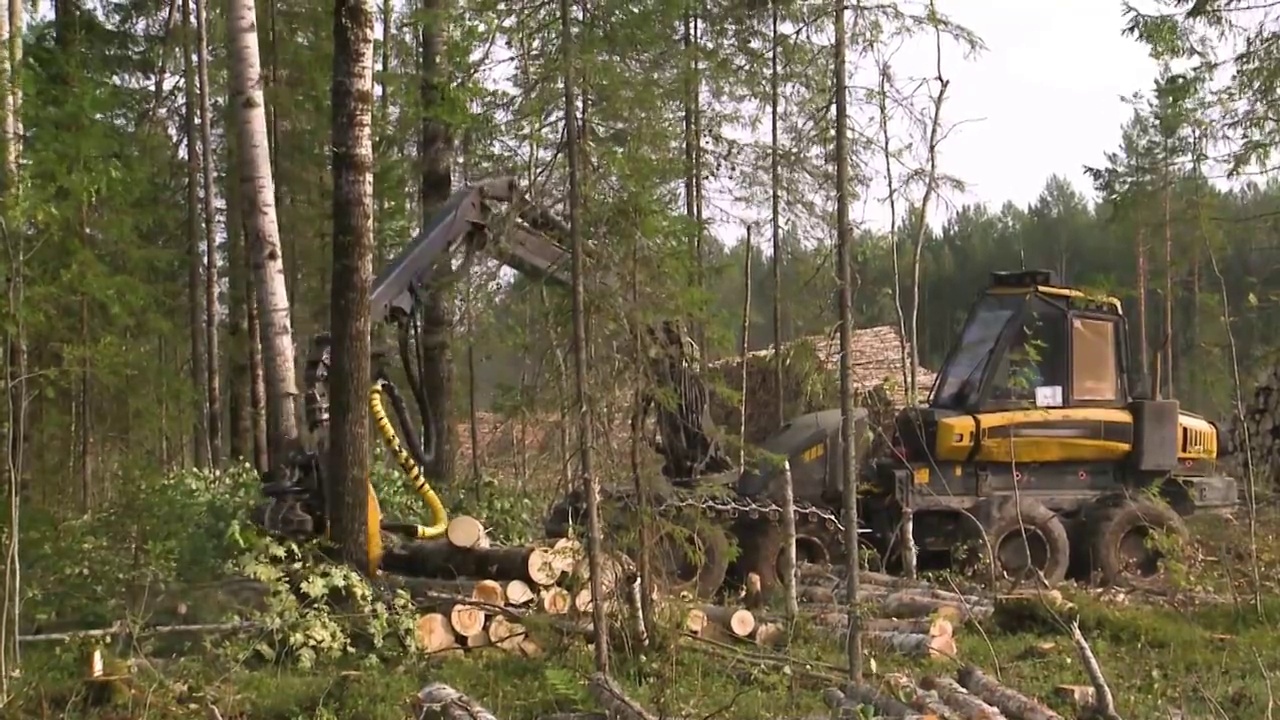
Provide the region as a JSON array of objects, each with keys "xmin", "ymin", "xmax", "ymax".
[{"xmin": 931, "ymin": 294, "xmax": 1023, "ymax": 408}]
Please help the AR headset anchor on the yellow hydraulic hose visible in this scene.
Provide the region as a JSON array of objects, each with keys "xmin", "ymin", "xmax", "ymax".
[{"xmin": 370, "ymin": 378, "xmax": 449, "ymax": 539}]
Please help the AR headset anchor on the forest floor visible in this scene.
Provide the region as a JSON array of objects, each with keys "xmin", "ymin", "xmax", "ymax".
[{"xmin": 11, "ymin": 500, "xmax": 1280, "ymax": 720}]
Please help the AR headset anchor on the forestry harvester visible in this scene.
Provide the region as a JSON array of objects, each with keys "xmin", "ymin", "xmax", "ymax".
[{"xmin": 247, "ymin": 177, "xmax": 1238, "ymax": 598}]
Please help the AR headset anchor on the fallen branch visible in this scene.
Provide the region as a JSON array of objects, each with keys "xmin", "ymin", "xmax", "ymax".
[
  {"xmin": 17, "ymin": 620, "xmax": 260, "ymax": 644},
  {"xmin": 1067, "ymin": 618, "xmax": 1123, "ymax": 720}
]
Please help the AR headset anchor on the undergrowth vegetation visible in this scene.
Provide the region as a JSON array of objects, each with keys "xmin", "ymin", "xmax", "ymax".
[{"xmin": 10, "ymin": 466, "xmax": 1280, "ymax": 720}]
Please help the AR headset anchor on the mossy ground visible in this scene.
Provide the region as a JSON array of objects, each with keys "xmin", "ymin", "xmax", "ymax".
[{"xmin": 12, "ymin": 505, "xmax": 1280, "ymax": 720}]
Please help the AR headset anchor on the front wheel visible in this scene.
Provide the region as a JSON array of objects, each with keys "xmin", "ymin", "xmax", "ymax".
[{"xmin": 1080, "ymin": 497, "xmax": 1187, "ymax": 586}]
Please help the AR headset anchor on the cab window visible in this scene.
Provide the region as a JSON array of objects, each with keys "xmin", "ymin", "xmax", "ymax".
[
  {"xmin": 989, "ymin": 308, "xmax": 1068, "ymax": 404},
  {"xmin": 1071, "ymin": 317, "xmax": 1119, "ymax": 402}
]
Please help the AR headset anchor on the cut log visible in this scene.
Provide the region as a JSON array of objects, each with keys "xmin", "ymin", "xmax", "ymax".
[
  {"xmin": 881, "ymin": 592, "xmax": 993, "ymax": 622},
  {"xmin": 753, "ymin": 621, "xmax": 787, "ymax": 647},
  {"xmin": 863, "ymin": 630, "xmax": 956, "ymax": 661},
  {"xmin": 541, "ymin": 587, "xmax": 571, "ymax": 615},
  {"xmin": 884, "ymin": 673, "xmax": 963, "ymax": 720},
  {"xmin": 465, "ymin": 630, "xmax": 491, "ymax": 649},
  {"xmin": 448, "ymin": 603, "xmax": 486, "ymax": 638},
  {"xmin": 505, "ymin": 580, "xmax": 536, "ymax": 606},
  {"xmin": 823, "ymin": 685, "xmax": 922, "ymax": 719},
  {"xmin": 446, "ymin": 516, "xmax": 490, "ymax": 550},
  {"xmin": 470, "ymin": 580, "xmax": 506, "ymax": 607},
  {"xmin": 957, "ymin": 665, "xmax": 1064, "ymax": 720},
  {"xmin": 387, "ymin": 541, "xmax": 561, "ymax": 586},
  {"xmin": 701, "ymin": 605, "xmax": 756, "ymax": 638},
  {"xmin": 919, "ymin": 676, "xmax": 1006, "ymax": 720},
  {"xmin": 476, "ymin": 546, "xmax": 561, "ymax": 586},
  {"xmin": 863, "ymin": 617, "xmax": 954, "ymax": 638},
  {"xmin": 414, "ymin": 613, "xmax": 459, "ymax": 655},
  {"xmin": 414, "ymin": 682, "xmax": 500, "ymax": 720},
  {"xmin": 548, "ymin": 538, "xmax": 584, "ymax": 574},
  {"xmin": 992, "ymin": 589, "xmax": 1076, "ymax": 634},
  {"xmin": 684, "ymin": 607, "xmax": 708, "ymax": 635},
  {"xmin": 487, "ymin": 615, "xmax": 527, "ymax": 652}
]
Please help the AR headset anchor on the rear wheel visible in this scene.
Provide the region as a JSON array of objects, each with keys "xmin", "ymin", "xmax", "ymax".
[
  {"xmin": 1081, "ymin": 496, "xmax": 1187, "ymax": 586},
  {"xmin": 966, "ymin": 497, "xmax": 1071, "ymax": 586},
  {"xmin": 650, "ymin": 513, "xmax": 731, "ymax": 599}
]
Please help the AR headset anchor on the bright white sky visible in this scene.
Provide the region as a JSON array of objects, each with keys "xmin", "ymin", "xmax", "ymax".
[
  {"xmin": 708, "ymin": 0, "xmax": 1168, "ymax": 240},
  {"xmin": 849, "ymin": 0, "xmax": 1162, "ymax": 231}
]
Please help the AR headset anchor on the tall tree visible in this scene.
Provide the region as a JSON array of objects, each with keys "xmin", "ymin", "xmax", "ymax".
[
  {"xmin": 229, "ymin": 0, "xmax": 301, "ymax": 462},
  {"xmin": 833, "ymin": 0, "xmax": 862, "ymax": 682},
  {"xmin": 196, "ymin": 0, "xmax": 223, "ymax": 468},
  {"xmin": 417, "ymin": 0, "xmax": 454, "ymax": 488},
  {"xmin": 329, "ymin": 0, "xmax": 377, "ymax": 572}
]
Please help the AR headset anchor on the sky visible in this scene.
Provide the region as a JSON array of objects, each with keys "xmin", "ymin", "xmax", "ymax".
[
  {"xmin": 708, "ymin": 0, "xmax": 1167, "ymax": 239},
  {"xmin": 911, "ymin": 0, "xmax": 1159, "ymax": 215}
]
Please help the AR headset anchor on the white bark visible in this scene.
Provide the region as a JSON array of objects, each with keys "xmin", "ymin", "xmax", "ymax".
[{"xmin": 228, "ymin": 0, "xmax": 299, "ymax": 459}]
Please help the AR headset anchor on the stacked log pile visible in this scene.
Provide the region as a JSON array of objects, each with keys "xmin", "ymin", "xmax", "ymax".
[
  {"xmin": 378, "ymin": 517, "xmax": 1025, "ymax": 664},
  {"xmin": 707, "ymin": 327, "xmax": 937, "ymax": 445}
]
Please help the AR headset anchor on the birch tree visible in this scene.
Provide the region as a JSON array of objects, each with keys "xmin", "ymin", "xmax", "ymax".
[{"xmin": 229, "ymin": 0, "xmax": 301, "ymax": 461}]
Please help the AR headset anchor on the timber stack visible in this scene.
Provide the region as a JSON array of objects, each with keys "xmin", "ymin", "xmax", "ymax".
[
  {"xmin": 375, "ymin": 515, "xmax": 1020, "ymax": 662},
  {"xmin": 707, "ymin": 327, "xmax": 937, "ymax": 445}
]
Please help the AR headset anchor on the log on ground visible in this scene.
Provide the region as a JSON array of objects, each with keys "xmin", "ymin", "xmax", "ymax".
[
  {"xmin": 883, "ymin": 673, "xmax": 964, "ymax": 720},
  {"xmin": 414, "ymin": 682, "xmax": 501, "ymax": 720},
  {"xmin": 862, "ymin": 630, "xmax": 956, "ymax": 661},
  {"xmin": 957, "ymin": 665, "xmax": 1063, "ymax": 720},
  {"xmin": 388, "ymin": 541, "xmax": 562, "ymax": 586},
  {"xmin": 918, "ymin": 676, "xmax": 1006, "ymax": 720}
]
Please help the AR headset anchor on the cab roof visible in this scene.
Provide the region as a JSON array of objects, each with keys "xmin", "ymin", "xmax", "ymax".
[{"xmin": 983, "ymin": 269, "xmax": 1122, "ymax": 313}]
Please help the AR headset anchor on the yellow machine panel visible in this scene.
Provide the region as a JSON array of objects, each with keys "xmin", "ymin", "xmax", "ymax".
[{"xmin": 931, "ymin": 407, "xmax": 1217, "ymax": 466}]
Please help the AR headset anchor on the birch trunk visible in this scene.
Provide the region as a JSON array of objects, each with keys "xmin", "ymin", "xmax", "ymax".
[
  {"xmin": 228, "ymin": 0, "xmax": 300, "ymax": 462},
  {"xmin": 329, "ymin": 0, "xmax": 377, "ymax": 571}
]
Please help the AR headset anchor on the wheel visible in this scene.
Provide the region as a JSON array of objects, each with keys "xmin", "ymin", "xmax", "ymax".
[
  {"xmin": 1081, "ymin": 496, "xmax": 1188, "ymax": 586},
  {"xmin": 650, "ymin": 514, "xmax": 731, "ymax": 599},
  {"xmin": 967, "ymin": 497, "xmax": 1071, "ymax": 586},
  {"xmin": 737, "ymin": 517, "xmax": 870, "ymax": 597}
]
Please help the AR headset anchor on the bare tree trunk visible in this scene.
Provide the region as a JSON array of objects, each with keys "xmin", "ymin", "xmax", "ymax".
[
  {"xmin": 196, "ymin": 0, "xmax": 223, "ymax": 469},
  {"xmin": 79, "ymin": 295, "xmax": 91, "ymax": 510},
  {"xmin": 769, "ymin": 1, "xmax": 783, "ymax": 430},
  {"xmin": 561, "ymin": 0, "xmax": 608, "ymax": 674},
  {"xmin": 185, "ymin": 0, "xmax": 209, "ymax": 468},
  {"xmin": 0, "ymin": 0, "xmax": 22, "ymax": 688},
  {"xmin": 419, "ymin": 0, "xmax": 454, "ymax": 487},
  {"xmin": 226, "ymin": 151, "xmax": 254, "ymax": 463},
  {"xmin": 739, "ymin": 226, "xmax": 751, "ymax": 467},
  {"xmin": 247, "ymin": 250, "xmax": 270, "ymax": 473},
  {"xmin": 329, "ymin": 0, "xmax": 377, "ymax": 573},
  {"xmin": 833, "ymin": 0, "xmax": 862, "ymax": 683},
  {"xmin": 229, "ymin": 0, "xmax": 300, "ymax": 463},
  {"xmin": 1162, "ymin": 144, "xmax": 1174, "ymax": 399},
  {"xmin": 1136, "ymin": 226, "xmax": 1149, "ymax": 385}
]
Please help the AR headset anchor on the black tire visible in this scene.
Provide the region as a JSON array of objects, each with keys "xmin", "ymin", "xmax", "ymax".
[
  {"xmin": 650, "ymin": 516, "xmax": 731, "ymax": 599},
  {"xmin": 967, "ymin": 497, "xmax": 1071, "ymax": 586},
  {"xmin": 1081, "ymin": 496, "xmax": 1188, "ymax": 586},
  {"xmin": 738, "ymin": 518, "xmax": 872, "ymax": 597}
]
